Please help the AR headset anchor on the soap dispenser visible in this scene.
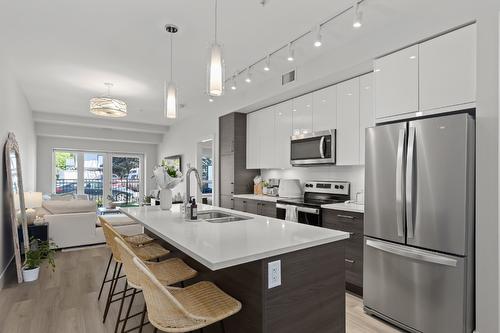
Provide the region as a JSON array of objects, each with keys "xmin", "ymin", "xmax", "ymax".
[{"xmin": 191, "ymin": 198, "xmax": 198, "ymax": 220}]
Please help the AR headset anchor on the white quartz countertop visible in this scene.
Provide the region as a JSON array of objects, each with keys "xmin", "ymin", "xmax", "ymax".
[
  {"xmin": 232, "ymin": 194, "xmax": 279, "ymax": 202},
  {"xmin": 321, "ymin": 202, "xmax": 365, "ymax": 213},
  {"xmin": 121, "ymin": 204, "xmax": 349, "ymax": 271}
]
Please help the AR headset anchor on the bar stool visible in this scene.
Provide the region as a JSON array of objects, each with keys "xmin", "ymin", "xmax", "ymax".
[
  {"xmin": 97, "ymin": 216, "xmax": 155, "ymax": 301},
  {"xmin": 115, "ymin": 237, "xmax": 197, "ymax": 333},
  {"xmin": 101, "ymin": 219, "xmax": 170, "ymax": 323},
  {"xmin": 133, "ymin": 256, "xmax": 242, "ymax": 333}
]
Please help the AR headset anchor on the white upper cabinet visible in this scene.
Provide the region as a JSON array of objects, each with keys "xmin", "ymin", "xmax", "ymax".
[
  {"xmin": 292, "ymin": 93, "xmax": 313, "ymax": 136},
  {"xmin": 312, "ymin": 85, "xmax": 337, "ymax": 133},
  {"xmin": 337, "ymin": 77, "xmax": 360, "ymax": 166},
  {"xmin": 419, "ymin": 24, "xmax": 476, "ymax": 111},
  {"xmin": 258, "ymin": 107, "xmax": 276, "ymax": 169},
  {"xmin": 274, "ymin": 100, "xmax": 293, "ymax": 169},
  {"xmin": 374, "ymin": 45, "xmax": 419, "ymax": 119},
  {"xmin": 246, "ymin": 111, "xmax": 260, "ymax": 169},
  {"xmin": 359, "ymin": 73, "xmax": 375, "ymax": 165}
]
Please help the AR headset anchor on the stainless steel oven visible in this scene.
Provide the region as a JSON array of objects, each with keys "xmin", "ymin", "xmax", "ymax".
[{"xmin": 290, "ymin": 129, "xmax": 336, "ymax": 166}]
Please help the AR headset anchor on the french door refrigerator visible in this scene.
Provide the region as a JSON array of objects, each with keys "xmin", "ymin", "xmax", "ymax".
[{"xmin": 364, "ymin": 113, "xmax": 475, "ymax": 333}]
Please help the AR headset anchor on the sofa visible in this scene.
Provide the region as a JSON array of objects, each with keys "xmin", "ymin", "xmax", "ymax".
[{"xmin": 39, "ymin": 195, "xmax": 143, "ymax": 249}]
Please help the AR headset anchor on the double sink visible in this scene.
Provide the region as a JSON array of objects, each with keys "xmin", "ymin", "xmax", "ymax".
[{"xmin": 196, "ymin": 210, "xmax": 250, "ymax": 223}]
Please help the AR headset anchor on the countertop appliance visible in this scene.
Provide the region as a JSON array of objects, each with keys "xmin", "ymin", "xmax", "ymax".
[
  {"xmin": 276, "ymin": 180, "xmax": 350, "ymax": 226},
  {"xmin": 277, "ymin": 179, "xmax": 302, "ymax": 198},
  {"xmin": 290, "ymin": 129, "xmax": 336, "ymax": 166},
  {"xmin": 364, "ymin": 113, "xmax": 475, "ymax": 333}
]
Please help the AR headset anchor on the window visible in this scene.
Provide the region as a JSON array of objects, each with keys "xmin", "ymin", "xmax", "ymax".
[{"xmin": 53, "ymin": 150, "xmax": 144, "ymax": 207}]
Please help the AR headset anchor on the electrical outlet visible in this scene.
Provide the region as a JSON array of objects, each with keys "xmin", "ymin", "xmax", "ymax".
[{"xmin": 268, "ymin": 260, "xmax": 281, "ymax": 289}]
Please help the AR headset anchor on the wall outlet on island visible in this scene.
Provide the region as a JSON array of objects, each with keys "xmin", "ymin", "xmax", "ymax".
[{"xmin": 268, "ymin": 260, "xmax": 281, "ymax": 289}]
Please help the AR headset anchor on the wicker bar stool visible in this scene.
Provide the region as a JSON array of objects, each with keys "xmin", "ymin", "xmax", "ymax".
[
  {"xmin": 97, "ymin": 216, "xmax": 155, "ymax": 301},
  {"xmin": 101, "ymin": 219, "xmax": 170, "ymax": 324},
  {"xmin": 133, "ymin": 257, "xmax": 242, "ymax": 333},
  {"xmin": 115, "ymin": 237, "xmax": 197, "ymax": 333}
]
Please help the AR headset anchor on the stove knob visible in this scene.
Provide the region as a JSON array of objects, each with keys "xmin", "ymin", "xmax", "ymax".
[
  {"xmin": 334, "ymin": 185, "xmax": 339, "ymax": 189},
  {"xmin": 339, "ymin": 185, "xmax": 344, "ymax": 189}
]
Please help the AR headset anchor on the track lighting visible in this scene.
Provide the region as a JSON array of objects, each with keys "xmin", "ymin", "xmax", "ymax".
[
  {"xmin": 287, "ymin": 43, "xmax": 294, "ymax": 62},
  {"xmin": 263, "ymin": 55, "xmax": 271, "ymax": 71},
  {"xmin": 230, "ymin": 75, "xmax": 237, "ymax": 90},
  {"xmin": 353, "ymin": 1, "xmax": 362, "ymax": 29},
  {"xmin": 313, "ymin": 25, "xmax": 322, "ymax": 47},
  {"xmin": 245, "ymin": 67, "xmax": 252, "ymax": 83}
]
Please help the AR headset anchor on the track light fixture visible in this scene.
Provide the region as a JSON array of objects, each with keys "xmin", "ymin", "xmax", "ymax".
[
  {"xmin": 263, "ymin": 55, "xmax": 271, "ymax": 71},
  {"xmin": 287, "ymin": 43, "xmax": 295, "ymax": 62},
  {"xmin": 314, "ymin": 25, "xmax": 322, "ymax": 47},
  {"xmin": 353, "ymin": 1, "xmax": 362, "ymax": 29}
]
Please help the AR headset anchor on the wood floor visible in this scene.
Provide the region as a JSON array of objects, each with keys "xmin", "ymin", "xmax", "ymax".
[{"xmin": 0, "ymin": 246, "xmax": 403, "ymax": 333}]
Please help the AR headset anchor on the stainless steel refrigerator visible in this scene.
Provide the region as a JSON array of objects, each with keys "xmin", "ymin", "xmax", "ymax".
[{"xmin": 363, "ymin": 113, "xmax": 475, "ymax": 333}]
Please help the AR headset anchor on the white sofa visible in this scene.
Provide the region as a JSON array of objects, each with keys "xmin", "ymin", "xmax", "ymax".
[{"xmin": 40, "ymin": 197, "xmax": 143, "ymax": 248}]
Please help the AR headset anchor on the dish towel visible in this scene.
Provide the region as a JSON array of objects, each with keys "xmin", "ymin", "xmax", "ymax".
[{"xmin": 285, "ymin": 205, "xmax": 298, "ymax": 222}]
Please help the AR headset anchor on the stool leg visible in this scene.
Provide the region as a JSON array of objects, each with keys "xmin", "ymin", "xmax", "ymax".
[
  {"xmin": 103, "ymin": 263, "xmax": 122, "ymax": 323},
  {"xmin": 121, "ymin": 288, "xmax": 137, "ymax": 333},
  {"xmin": 114, "ymin": 281, "xmax": 128, "ymax": 333},
  {"xmin": 98, "ymin": 253, "xmax": 113, "ymax": 300},
  {"xmin": 153, "ymin": 328, "xmax": 158, "ymax": 333},
  {"xmin": 138, "ymin": 303, "xmax": 147, "ymax": 333},
  {"xmin": 103, "ymin": 261, "xmax": 118, "ymax": 321},
  {"xmin": 220, "ymin": 321, "xmax": 226, "ymax": 333}
]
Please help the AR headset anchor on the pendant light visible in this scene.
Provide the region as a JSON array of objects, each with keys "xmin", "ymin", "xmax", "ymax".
[
  {"xmin": 313, "ymin": 25, "xmax": 323, "ymax": 47},
  {"xmin": 90, "ymin": 83, "xmax": 127, "ymax": 118},
  {"xmin": 353, "ymin": 1, "xmax": 362, "ymax": 29},
  {"xmin": 207, "ymin": 0, "xmax": 225, "ymax": 97},
  {"xmin": 164, "ymin": 24, "xmax": 178, "ymax": 119}
]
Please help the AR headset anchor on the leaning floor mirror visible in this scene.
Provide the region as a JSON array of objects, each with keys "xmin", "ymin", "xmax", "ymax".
[{"xmin": 4, "ymin": 132, "xmax": 29, "ymax": 283}]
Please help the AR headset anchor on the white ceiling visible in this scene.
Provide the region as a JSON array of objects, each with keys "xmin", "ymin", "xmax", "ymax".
[{"xmin": 0, "ymin": 0, "xmax": 367, "ymax": 125}]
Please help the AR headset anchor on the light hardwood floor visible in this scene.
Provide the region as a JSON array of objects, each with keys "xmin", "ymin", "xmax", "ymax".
[{"xmin": 0, "ymin": 246, "xmax": 402, "ymax": 333}]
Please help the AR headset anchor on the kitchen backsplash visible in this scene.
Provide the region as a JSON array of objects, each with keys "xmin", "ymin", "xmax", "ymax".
[{"xmin": 261, "ymin": 165, "xmax": 364, "ymax": 200}]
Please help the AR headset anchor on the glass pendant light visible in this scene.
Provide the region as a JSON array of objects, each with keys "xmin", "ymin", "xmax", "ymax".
[
  {"xmin": 207, "ymin": 0, "xmax": 224, "ymax": 97},
  {"xmin": 164, "ymin": 24, "xmax": 178, "ymax": 119}
]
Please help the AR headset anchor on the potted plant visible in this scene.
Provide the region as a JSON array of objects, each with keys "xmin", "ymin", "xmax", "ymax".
[{"xmin": 22, "ymin": 237, "xmax": 57, "ymax": 282}]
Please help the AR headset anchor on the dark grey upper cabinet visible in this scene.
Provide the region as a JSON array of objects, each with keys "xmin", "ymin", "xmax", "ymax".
[{"xmin": 219, "ymin": 113, "xmax": 259, "ymax": 209}]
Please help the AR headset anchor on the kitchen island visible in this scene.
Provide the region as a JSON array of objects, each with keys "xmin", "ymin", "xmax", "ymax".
[{"xmin": 121, "ymin": 204, "xmax": 349, "ymax": 333}]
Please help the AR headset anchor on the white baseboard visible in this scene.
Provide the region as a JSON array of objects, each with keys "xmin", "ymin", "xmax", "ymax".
[{"xmin": 0, "ymin": 255, "xmax": 15, "ymax": 290}]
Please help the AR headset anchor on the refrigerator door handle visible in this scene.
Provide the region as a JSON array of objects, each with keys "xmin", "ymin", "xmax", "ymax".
[
  {"xmin": 366, "ymin": 239, "xmax": 458, "ymax": 267},
  {"xmin": 406, "ymin": 126, "xmax": 416, "ymax": 239},
  {"xmin": 395, "ymin": 128, "xmax": 406, "ymax": 237}
]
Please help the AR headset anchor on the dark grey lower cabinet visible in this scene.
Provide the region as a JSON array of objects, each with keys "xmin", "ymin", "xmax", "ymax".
[
  {"xmin": 322, "ymin": 209, "xmax": 364, "ymax": 296},
  {"xmin": 233, "ymin": 197, "xmax": 276, "ymax": 218},
  {"xmin": 220, "ymin": 195, "xmax": 234, "ymax": 210}
]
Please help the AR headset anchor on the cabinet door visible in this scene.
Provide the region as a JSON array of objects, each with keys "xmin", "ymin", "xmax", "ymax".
[
  {"xmin": 419, "ymin": 24, "xmax": 476, "ymax": 111},
  {"xmin": 233, "ymin": 198, "xmax": 245, "ymax": 212},
  {"xmin": 219, "ymin": 154, "xmax": 234, "ymax": 196},
  {"xmin": 259, "ymin": 202, "xmax": 277, "ymax": 218},
  {"xmin": 258, "ymin": 107, "xmax": 276, "ymax": 169},
  {"xmin": 246, "ymin": 200, "xmax": 259, "ymax": 214},
  {"xmin": 359, "ymin": 73, "xmax": 375, "ymax": 165},
  {"xmin": 374, "ymin": 45, "xmax": 419, "ymax": 119},
  {"xmin": 274, "ymin": 101, "xmax": 293, "ymax": 169},
  {"xmin": 337, "ymin": 77, "xmax": 360, "ymax": 165},
  {"xmin": 292, "ymin": 93, "xmax": 313, "ymax": 136},
  {"xmin": 220, "ymin": 195, "xmax": 234, "ymax": 209},
  {"xmin": 312, "ymin": 85, "xmax": 337, "ymax": 132},
  {"xmin": 219, "ymin": 113, "xmax": 234, "ymax": 155},
  {"xmin": 246, "ymin": 112, "xmax": 260, "ymax": 169}
]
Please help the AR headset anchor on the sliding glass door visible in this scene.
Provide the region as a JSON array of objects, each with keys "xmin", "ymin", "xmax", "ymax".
[{"xmin": 53, "ymin": 150, "xmax": 144, "ymax": 207}]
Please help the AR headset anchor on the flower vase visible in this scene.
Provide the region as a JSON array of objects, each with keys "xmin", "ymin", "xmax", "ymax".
[{"xmin": 160, "ymin": 189, "xmax": 173, "ymax": 210}]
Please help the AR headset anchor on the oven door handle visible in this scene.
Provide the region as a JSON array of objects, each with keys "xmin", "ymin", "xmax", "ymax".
[{"xmin": 276, "ymin": 204, "xmax": 320, "ymax": 215}]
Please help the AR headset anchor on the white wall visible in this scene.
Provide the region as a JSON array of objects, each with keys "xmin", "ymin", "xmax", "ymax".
[
  {"xmin": 159, "ymin": 2, "xmax": 500, "ymax": 331},
  {"xmin": 0, "ymin": 56, "xmax": 36, "ymax": 287},
  {"xmin": 36, "ymin": 136, "xmax": 158, "ymax": 195}
]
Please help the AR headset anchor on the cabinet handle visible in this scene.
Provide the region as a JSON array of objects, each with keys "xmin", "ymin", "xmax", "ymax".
[
  {"xmin": 337, "ymin": 214, "xmax": 355, "ymax": 219},
  {"xmin": 345, "ymin": 259, "xmax": 355, "ymax": 264},
  {"xmin": 349, "ymin": 232, "xmax": 355, "ymax": 237}
]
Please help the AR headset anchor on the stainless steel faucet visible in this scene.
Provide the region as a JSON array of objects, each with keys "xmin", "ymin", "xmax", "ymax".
[{"xmin": 184, "ymin": 166, "xmax": 203, "ymax": 216}]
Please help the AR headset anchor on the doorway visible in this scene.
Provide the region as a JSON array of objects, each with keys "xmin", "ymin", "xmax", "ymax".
[{"xmin": 196, "ymin": 136, "xmax": 215, "ymax": 205}]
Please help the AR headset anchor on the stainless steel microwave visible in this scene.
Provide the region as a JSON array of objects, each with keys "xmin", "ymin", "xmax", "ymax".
[{"xmin": 290, "ymin": 129, "xmax": 336, "ymax": 166}]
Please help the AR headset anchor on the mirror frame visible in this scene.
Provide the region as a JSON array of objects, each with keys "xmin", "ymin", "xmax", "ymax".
[{"xmin": 5, "ymin": 132, "xmax": 29, "ymax": 283}]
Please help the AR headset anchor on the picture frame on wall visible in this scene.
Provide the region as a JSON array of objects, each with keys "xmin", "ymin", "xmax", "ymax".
[{"xmin": 163, "ymin": 155, "xmax": 182, "ymax": 172}]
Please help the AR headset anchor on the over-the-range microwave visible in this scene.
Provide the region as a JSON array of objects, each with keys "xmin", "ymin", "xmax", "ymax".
[{"xmin": 290, "ymin": 129, "xmax": 336, "ymax": 166}]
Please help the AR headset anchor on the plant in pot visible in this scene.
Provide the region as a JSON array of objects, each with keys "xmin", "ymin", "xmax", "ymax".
[{"xmin": 23, "ymin": 237, "xmax": 57, "ymax": 282}]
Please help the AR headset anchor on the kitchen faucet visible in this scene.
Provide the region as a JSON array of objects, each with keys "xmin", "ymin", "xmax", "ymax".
[{"xmin": 184, "ymin": 165, "xmax": 203, "ymax": 216}]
